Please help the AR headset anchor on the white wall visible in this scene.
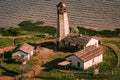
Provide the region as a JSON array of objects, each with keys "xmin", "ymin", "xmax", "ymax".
[
  {"xmin": 66, "ymin": 54, "xmax": 103, "ymax": 70},
  {"xmin": 84, "ymin": 54, "xmax": 103, "ymax": 70},
  {"xmin": 64, "ymin": 12, "xmax": 70, "ymax": 36},
  {"xmin": 30, "ymin": 50, "xmax": 34, "ymax": 56},
  {"xmin": 66, "ymin": 55, "xmax": 84, "ymax": 69},
  {"xmin": 12, "ymin": 51, "xmax": 30, "ymax": 60},
  {"xmin": 86, "ymin": 38, "xmax": 99, "ymax": 47}
]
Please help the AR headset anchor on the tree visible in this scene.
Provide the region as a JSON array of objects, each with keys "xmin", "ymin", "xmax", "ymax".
[
  {"xmin": 34, "ymin": 21, "xmax": 44, "ymax": 25},
  {"xmin": 2, "ymin": 27, "xmax": 21, "ymax": 36},
  {"xmin": 70, "ymin": 26, "xmax": 79, "ymax": 33}
]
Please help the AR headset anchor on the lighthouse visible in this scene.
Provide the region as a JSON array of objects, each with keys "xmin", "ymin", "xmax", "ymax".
[{"xmin": 56, "ymin": 2, "xmax": 70, "ymax": 47}]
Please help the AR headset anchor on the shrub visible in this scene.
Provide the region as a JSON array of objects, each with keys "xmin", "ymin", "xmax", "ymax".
[
  {"xmin": 19, "ymin": 21, "xmax": 56, "ymax": 35},
  {"xmin": 77, "ymin": 26, "xmax": 120, "ymax": 37},
  {"xmin": 0, "ymin": 28, "xmax": 5, "ymax": 33},
  {"xmin": 70, "ymin": 26, "xmax": 79, "ymax": 33},
  {"xmin": 2, "ymin": 27, "xmax": 21, "ymax": 36},
  {"xmin": 34, "ymin": 21, "xmax": 44, "ymax": 25},
  {"xmin": 0, "ymin": 38, "xmax": 13, "ymax": 48}
]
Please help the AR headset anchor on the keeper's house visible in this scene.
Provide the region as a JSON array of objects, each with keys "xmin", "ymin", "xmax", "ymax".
[{"xmin": 66, "ymin": 46, "xmax": 103, "ymax": 70}]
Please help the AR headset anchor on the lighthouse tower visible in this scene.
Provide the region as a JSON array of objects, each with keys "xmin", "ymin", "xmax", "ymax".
[{"xmin": 56, "ymin": 2, "xmax": 70, "ymax": 47}]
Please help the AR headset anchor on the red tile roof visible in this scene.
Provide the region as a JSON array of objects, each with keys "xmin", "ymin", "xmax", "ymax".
[
  {"xmin": 74, "ymin": 46, "xmax": 103, "ymax": 62},
  {"xmin": 19, "ymin": 43, "xmax": 34, "ymax": 54}
]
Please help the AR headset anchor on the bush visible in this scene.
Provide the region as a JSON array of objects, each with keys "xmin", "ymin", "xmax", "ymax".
[
  {"xmin": 19, "ymin": 20, "xmax": 56, "ymax": 35},
  {"xmin": 0, "ymin": 28, "xmax": 5, "ymax": 33},
  {"xmin": 77, "ymin": 26, "xmax": 120, "ymax": 37},
  {"xmin": 70, "ymin": 26, "xmax": 79, "ymax": 33},
  {"xmin": 34, "ymin": 21, "xmax": 44, "ymax": 25},
  {"xmin": 2, "ymin": 27, "xmax": 21, "ymax": 36}
]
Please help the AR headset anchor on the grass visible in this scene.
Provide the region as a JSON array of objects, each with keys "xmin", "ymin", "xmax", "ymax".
[
  {"xmin": 77, "ymin": 26, "xmax": 120, "ymax": 37},
  {"xmin": 36, "ymin": 46, "xmax": 118, "ymax": 80},
  {"xmin": 99, "ymin": 47, "xmax": 118, "ymax": 72},
  {"xmin": 19, "ymin": 21, "xmax": 56, "ymax": 35},
  {"xmin": 14, "ymin": 37, "xmax": 42, "ymax": 45},
  {"xmin": 0, "ymin": 50, "xmax": 39, "ymax": 76},
  {"xmin": 0, "ymin": 50, "xmax": 20, "ymax": 76},
  {"xmin": 0, "ymin": 38, "xmax": 13, "ymax": 48},
  {"xmin": 26, "ymin": 59, "xmax": 38, "ymax": 66},
  {"xmin": 103, "ymin": 41, "xmax": 120, "ymax": 49}
]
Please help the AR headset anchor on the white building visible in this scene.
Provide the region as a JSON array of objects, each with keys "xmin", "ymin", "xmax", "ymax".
[
  {"xmin": 60, "ymin": 33, "xmax": 99, "ymax": 49},
  {"xmin": 56, "ymin": 2, "xmax": 103, "ymax": 70},
  {"xmin": 66, "ymin": 46, "xmax": 103, "ymax": 70},
  {"xmin": 12, "ymin": 43, "xmax": 34, "ymax": 61}
]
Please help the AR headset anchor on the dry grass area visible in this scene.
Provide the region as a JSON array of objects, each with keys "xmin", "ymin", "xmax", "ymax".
[
  {"xmin": 34, "ymin": 47, "xmax": 70, "ymax": 66},
  {"xmin": 94, "ymin": 37, "xmax": 120, "ymax": 42}
]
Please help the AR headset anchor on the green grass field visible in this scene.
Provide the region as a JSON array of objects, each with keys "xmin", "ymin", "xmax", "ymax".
[
  {"xmin": 36, "ymin": 46, "xmax": 118, "ymax": 80},
  {"xmin": 0, "ymin": 38, "xmax": 13, "ymax": 48}
]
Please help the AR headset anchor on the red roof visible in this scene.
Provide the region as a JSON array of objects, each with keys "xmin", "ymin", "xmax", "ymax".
[
  {"xmin": 74, "ymin": 46, "xmax": 103, "ymax": 62},
  {"xmin": 19, "ymin": 43, "xmax": 34, "ymax": 54},
  {"xmin": 57, "ymin": 2, "xmax": 66, "ymax": 7},
  {"xmin": 67, "ymin": 46, "xmax": 103, "ymax": 62}
]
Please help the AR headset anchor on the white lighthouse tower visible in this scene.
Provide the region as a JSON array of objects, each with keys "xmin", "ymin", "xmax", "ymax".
[{"xmin": 56, "ymin": 2, "xmax": 70, "ymax": 47}]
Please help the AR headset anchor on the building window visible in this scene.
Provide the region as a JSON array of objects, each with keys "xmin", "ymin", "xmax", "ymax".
[
  {"xmin": 77, "ymin": 62, "xmax": 80, "ymax": 67},
  {"xmin": 21, "ymin": 55, "xmax": 24, "ymax": 58}
]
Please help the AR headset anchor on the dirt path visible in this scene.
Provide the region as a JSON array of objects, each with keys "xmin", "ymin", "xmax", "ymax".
[
  {"xmin": 0, "ymin": 39, "xmax": 56, "ymax": 80},
  {"xmin": 94, "ymin": 37, "xmax": 120, "ymax": 41},
  {"xmin": 0, "ymin": 46, "xmax": 16, "ymax": 54},
  {"xmin": 0, "ymin": 47, "xmax": 54, "ymax": 80},
  {"xmin": 0, "ymin": 76, "xmax": 14, "ymax": 80},
  {"xmin": 17, "ymin": 48, "xmax": 54, "ymax": 79}
]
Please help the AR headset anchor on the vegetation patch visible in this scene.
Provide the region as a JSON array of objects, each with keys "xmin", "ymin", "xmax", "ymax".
[
  {"xmin": 99, "ymin": 47, "xmax": 118, "ymax": 72},
  {"xmin": 0, "ymin": 38, "xmax": 13, "ymax": 48},
  {"xmin": 19, "ymin": 20, "xmax": 56, "ymax": 35},
  {"xmin": 103, "ymin": 41, "xmax": 120, "ymax": 49},
  {"xmin": 36, "ymin": 47, "xmax": 118, "ymax": 80},
  {"xmin": 0, "ymin": 50, "xmax": 20, "ymax": 76},
  {"xmin": 0, "ymin": 28, "xmax": 5, "ymax": 33},
  {"xmin": 26, "ymin": 59, "xmax": 38, "ymax": 66},
  {"xmin": 2, "ymin": 27, "xmax": 21, "ymax": 36},
  {"xmin": 14, "ymin": 37, "xmax": 42, "ymax": 45},
  {"xmin": 77, "ymin": 27, "xmax": 120, "ymax": 37}
]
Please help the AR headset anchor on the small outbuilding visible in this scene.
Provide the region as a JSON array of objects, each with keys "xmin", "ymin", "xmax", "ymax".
[
  {"xmin": 12, "ymin": 43, "xmax": 34, "ymax": 61},
  {"xmin": 59, "ymin": 33, "xmax": 99, "ymax": 50},
  {"xmin": 66, "ymin": 46, "xmax": 103, "ymax": 70}
]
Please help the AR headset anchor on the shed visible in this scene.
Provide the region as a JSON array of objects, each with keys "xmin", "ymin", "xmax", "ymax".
[{"xmin": 12, "ymin": 43, "xmax": 34, "ymax": 61}]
